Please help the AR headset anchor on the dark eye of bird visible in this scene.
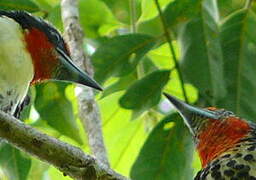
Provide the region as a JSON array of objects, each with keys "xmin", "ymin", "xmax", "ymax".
[
  {"xmin": 223, "ymin": 110, "xmax": 234, "ymax": 117},
  {"xmin": 50, "ymin": 30, "xmax": 60, "ymax": 42},
  {"xmin": 215, "ymin": 109, "xmax": 234, "ymax": 118}
]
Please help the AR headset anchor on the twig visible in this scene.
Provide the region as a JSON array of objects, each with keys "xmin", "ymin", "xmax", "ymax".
[
  {"xmin": 153, "ymin": 0, "xmax": 189, "ymax": 103},
  {"xmin": 60, "ymin": 0, "xmax": 110, "ymax": 167},
  {"xmin": 129, "ymin": 0, "xmax": 137, "ymax": 33},
  {"xmin": 0, "ymin": 111, "xmax": 128, "ymax": 180},
  {"xmin": 245, "ymin": 0, "xmax": 253, "ymax": 9},
  {"xmin": 129, "ymin": 0, "xmax": 144, "ymax": 78}
]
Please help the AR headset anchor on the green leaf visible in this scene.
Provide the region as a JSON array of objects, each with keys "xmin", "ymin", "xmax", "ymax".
[
  {"xmin": 28, "ymin": 158, "xmax": 49, "ymax": 180},
  {"xmin": 0, "ymin": 143, "xmax": 31, "ymax": 180},
  {"xmin": 33, "ymin": 0, "xmax": 58, "ymax": 11},
  {"xmin": 46, "ymin": 5, "xmax": 63, "ymax": 31},
  {"xmin": 137, "ymin": 0, "xmax": 201, "ymax": 36},
  {"xmin": 34, "ymin": 82, "xmax": 82, "ymax": 144},
  {"xmin": 79, "ymin": 0, "xmax": 120, "ymax": 38},
  {"xmin": 101, "ymin": 0, "xmax": 142, "ymax": 24},
  {"xmin": 148, "ymin": 43, "xmax": 176, "ymax": 69},
  {"xmin": 99, "ymin": 92, "xmax": 147, "ymax": 176},
  {"xmin": 141, "ymin": 56, "xmax": 159, "ymax": 74},
  {"xmin": 179, "ymin": 0, "xmax": 226, "ymax": 103},
  {"xmin": 101, "ymin": 73, "xmax": 137, "ymax": 98},
  {"xmin": 101, "ymin": 57, "xmax": 158, "ymax": 98},
  {"xmin": 48, "ymin": 166, "xmax": 72, "ymax": 180},
  {"xmin": 137, "ymin": 16, "xmax": 163, "ymax": 36},
  {"xmin": 45, "ymin": 0, "xmax": 120, "ymax": 38},
  {"xmin": 163, "ymin": 0, "xmax": 201, "ymax": 27},
  {"xmin": 119, "ymin": 70, "xmax": 170, "ymax": 119},
  {"xmin": 130, "ymin": 113, "xmax": 194, "ymax": 180},
  {"xmin": 164, "ymin": 70, "xmax": 198, "ymax": 103},
  {"xmin": 139, "ymin": 0, "xmax": 173, "ymax": 22},
  {"xmin": 19, "ymin": 87, "xmax": 36, "ymax": 121},
  {"xmin": 0, "ymin": 0, "xmax": 40, "ymax": 12},
  {"xmin": 218, "ymin": 9, "xmax": 256, "ymax": 121},
  {"xmin": 92, "ymin": 34, "xmax": 156, "ymax": 83},
  {"xmin": 218, "ymin": 0, "xmax": 245, "ymax": 18}
]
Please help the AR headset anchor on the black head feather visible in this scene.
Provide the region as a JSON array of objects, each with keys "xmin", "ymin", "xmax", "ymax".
[{"xmin": 0, "ymin": 10, "xmax": 69, "ymax": 56}]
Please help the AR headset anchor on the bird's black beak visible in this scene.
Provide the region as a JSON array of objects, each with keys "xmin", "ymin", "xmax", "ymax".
[
  {"xmin": 163, "ymin": 93, "xmax": 219, "ymax": 135},
  {"xmin": 54, "ymin": 48, "xmax": 102, "ymax": 91}
]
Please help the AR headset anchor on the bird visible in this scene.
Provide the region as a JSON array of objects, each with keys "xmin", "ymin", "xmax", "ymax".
[
  {"xmin": 164, "ymin": 93, "xmax": 256, "ymax": 180},
  {"xmin": 0, "ymin": 10, "xmax": 102, "ymax": 116}
]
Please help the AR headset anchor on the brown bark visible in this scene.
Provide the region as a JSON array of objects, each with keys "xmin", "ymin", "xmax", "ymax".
[
  {"xmin": 60, "ymin": 0, "xmax": 109, "ymax": 167},
  {"xmin": 0, "ymin": 111, "xmax": 128, "ymax": 180}
]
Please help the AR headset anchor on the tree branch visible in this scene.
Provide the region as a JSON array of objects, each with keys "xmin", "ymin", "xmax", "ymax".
[
  {"xmin": 60, "ymin": 0, "xmax": 109, "ymax": 167},
  {"xmin": 0, "ymin": 111, "xmax": 128, "ymax": 180}
]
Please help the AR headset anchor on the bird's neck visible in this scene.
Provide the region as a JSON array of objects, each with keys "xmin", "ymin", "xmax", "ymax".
[
  {"xmin": 196, "ymin": 117, "xmax": 250, "ymax": 167},
  {"xmin": 24, "ymin": 28, "xmax": 58, "ymax": 84}
]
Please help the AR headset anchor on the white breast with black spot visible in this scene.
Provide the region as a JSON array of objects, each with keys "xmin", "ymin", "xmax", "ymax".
[{"xmin": 0, "ymin": 16, "xmax": 34, "ymax": 114}]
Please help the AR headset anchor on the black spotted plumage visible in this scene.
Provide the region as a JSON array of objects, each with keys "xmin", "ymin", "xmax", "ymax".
[
  {"xmin": 164, "ymin": 94, "xmax": 256, "ymax": 180},
  {"xmin": 194, "ymin": 130, "xmax": 256, "ymax": 179}
]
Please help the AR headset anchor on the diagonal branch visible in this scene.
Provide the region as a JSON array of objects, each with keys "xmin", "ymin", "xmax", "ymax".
[
  {"xmin": 0, "ymin": 111, "xmax": 128, "ymax": 180},
  {"xmin": 60, "ymin": 0, "xmax": 109, "ymax": 167}
]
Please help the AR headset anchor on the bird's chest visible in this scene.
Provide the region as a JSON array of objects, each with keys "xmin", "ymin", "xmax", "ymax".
[
  {"xmin": 0, "ymin": 17, "xmax": 34, "ymax": 114},
  {"xmin": 195, "ymin": 143, "xmax": 256, "ymax": 180}
]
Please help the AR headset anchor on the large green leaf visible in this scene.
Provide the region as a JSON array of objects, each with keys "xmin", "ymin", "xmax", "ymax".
[
  {"xmin": 119, "ymin": 70, "xmax": 170, "ymax": 119},
  {"xmin": 0, "ymin": 143, "xmax": 31, "ymax": 180},
  {"xmin": 131, "ymin": 113, "xmax": 194, "ymax": 180},
  {"xmin": 163, "ymin": 0, "xmax": 201, "ymax": 27},
  {"xmin": 34, "ymin": 82, "xmax": 82, "ymax": 144},
  {"xmin": 92, "ymin": 34, "xmax": 156, "ymax": 83},
  {"xmin": 218, "ymin": 0, "xmax": 245, "ymax": 18},
  {"xmin": 218, "ymin": 9, "xmax": 256, "ymax": 121},
  {"xmin": 179, "ymin": 0, "xmax": 226, "ymax": 104},
  {"xmin": 137, "ymin": 0, "xmax": 201, "ymax": 36},
  {"xmin": 101, "ymin": 57, "xmax": 158, "ymax": 98},
  {"xmin": 0, "ymin": 0, "xmax": 39, "ymax": 12},
  {"xmin": 99, "ymin": 92, "xmax": 147, "ymax": 176}
]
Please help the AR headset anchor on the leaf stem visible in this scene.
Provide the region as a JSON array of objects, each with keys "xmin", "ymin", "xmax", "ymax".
[
  {"xmin": 245, "ymin": 0, "xmax": 253, "ymax": 9},
  {"xmin": 154, "ymin": 0, "xmax": 189, "ymax": 103},
  {"xmin": 129, "ymin": 0, "xmax": 137, "ymax": 33},
  {"xmin": 129, "ymin": 0, "xmax": 145, "ymax": 79}
]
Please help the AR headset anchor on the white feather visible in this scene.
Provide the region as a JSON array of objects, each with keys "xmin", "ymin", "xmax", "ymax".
[{"xmin": 0, "ymin": 16, "xmax": 34, "ymax": 114}]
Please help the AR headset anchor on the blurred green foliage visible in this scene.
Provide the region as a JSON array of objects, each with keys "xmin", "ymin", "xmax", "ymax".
[{"xmin": 0, "ymin": 0, "xmax": 253, "ymax": 179}]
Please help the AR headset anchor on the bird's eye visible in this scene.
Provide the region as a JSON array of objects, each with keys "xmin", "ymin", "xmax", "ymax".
[
  {"xmin": 50, "ymin": 30, "xmax": 60, "ymax": 42},
  {"xmin": 223, "ymin": 110, "xmax": 234, "ymax": 117}
]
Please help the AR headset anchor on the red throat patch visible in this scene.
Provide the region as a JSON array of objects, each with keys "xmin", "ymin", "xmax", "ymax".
[
  {"xmin": 24, "ymin": 28, "xmax": 58, "ymax": 84},
  {"xmin": 197, "ymin": 116, "xmax": 250, "ymax": 167}
]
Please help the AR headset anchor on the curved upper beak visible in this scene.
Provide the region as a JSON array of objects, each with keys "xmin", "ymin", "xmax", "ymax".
[
  {"xmin": 54, "ymin": 48, "xmax": 102, "ymax": 91},
  {"xmin": 163, "ymin": 93, "xmax": 219, "ymax": 135}
]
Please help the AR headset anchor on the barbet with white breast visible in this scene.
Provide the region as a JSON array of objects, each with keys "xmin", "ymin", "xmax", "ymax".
[{"xmin": 0, "ymin": 10, "xmax": 102, "ymax": 116}]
